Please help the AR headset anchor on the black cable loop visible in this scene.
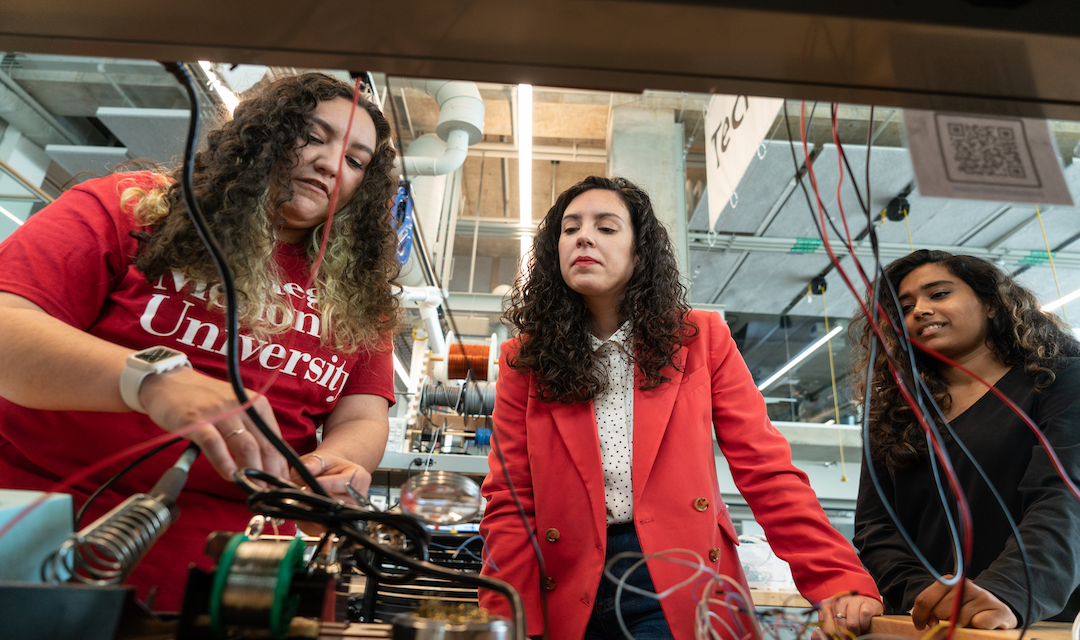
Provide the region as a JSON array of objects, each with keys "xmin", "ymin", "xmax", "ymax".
[{"xmin": 162, "ymin": 62, "xmax": 326, "ymax": 496}]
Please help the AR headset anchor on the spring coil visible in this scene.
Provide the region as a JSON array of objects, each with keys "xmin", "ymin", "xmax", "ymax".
[{"xmin": 43, "ymin": 493, "xmax": 173, "ymax": 585}]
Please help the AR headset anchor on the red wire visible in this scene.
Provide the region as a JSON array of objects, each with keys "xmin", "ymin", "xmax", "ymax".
[
  {"xmin": 309, "ymin": 77, "xmax": 363, "ymax": 285},
  {"xmin": 912, "ymin": 340, "xmax": 1080, "ymax": 504},
  {"xmin": 802, "ymin": 101, "xmax": 971, "ymax": 639},
  {"xmin": 830, "ymin": 104, "xmax": 859, "ymax": 269}
]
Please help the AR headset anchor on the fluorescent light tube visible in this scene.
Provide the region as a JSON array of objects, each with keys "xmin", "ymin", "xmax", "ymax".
[{"xmin": 757, "ymin": 325, "xmax": 844, "ymax": 391}]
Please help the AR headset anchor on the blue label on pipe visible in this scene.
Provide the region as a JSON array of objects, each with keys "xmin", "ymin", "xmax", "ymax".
[{"xmin": 393, "ymin": 182, "xmax": 414, "ymax": 267}]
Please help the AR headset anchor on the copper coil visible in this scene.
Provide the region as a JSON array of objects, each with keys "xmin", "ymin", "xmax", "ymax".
[{"xmin": 446, "ymin": 343, "xmax": 490, "ymax": 381}]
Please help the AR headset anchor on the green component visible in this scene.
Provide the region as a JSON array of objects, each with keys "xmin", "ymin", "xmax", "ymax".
[
  {"xmin": 207, "ymin": 534, "xmax": 304, "ymax": 639},
  {"xmin": 790, "ymin": 237, "xmax": 822, "ymax": 254},
  {"xmin": 209, "ymin": 533, "xmax": 248, "ymax": 638},
  {"xmin": 1019, "ymin": 250, "xmax": 1054, "ymax": 266},
  {"xmin": 268, "ymin": 537, "xmax": 306, "ymax": 639}
]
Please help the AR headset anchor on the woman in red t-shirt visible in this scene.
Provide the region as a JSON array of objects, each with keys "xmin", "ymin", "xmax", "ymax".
[{"xmin": 0, "ymin": 72, "xmax": 401, "ymax": 610}]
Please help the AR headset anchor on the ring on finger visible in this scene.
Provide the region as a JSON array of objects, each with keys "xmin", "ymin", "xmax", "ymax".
[
  {"xmin": 835, "ymin": 613, "xmax": 846, "ymax": 620},
  {"xmin": 225, "ymin": 427, "xmax": 246, "ymax": 441},
  {"xmin": 307, "ymin": 453, "xmax": 327, "ymax": 474}
]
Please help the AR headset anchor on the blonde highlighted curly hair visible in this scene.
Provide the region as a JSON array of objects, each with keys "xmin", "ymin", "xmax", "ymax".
[{"xmin": 120, "ymin": 72, "xmax": 401, "ymax": 353}]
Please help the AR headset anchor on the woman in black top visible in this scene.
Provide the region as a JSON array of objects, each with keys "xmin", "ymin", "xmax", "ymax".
[{"xmin": 852, "ymin": 250, "xmax": 1080, "ymax": 630}]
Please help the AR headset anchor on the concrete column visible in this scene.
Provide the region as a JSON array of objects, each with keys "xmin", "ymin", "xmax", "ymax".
[{"xmin": 607, "ymin": 106, "xmax": 688, "ymax": 277}]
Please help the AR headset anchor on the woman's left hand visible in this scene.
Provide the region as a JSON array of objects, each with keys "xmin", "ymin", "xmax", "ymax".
[
  {"xmin": 818, "ymin": 592, "xmax": 884, "ymax": 637},
  {"xmin": 290, "ymin": 450, "xmax": 373, "ymax": 505}
]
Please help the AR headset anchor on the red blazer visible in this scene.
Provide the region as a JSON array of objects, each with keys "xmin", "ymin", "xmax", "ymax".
[{"xmin": 479, "ymin": 310, "xmax": 879, "ymax": 639}]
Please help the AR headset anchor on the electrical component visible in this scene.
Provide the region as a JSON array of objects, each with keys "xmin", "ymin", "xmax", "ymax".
[
  {"xmin": 884, "ymin": 195, "xmax": 910, "ymax": 222},
  {"xmin": 43, "ymin": 444, "xmax": 199, "ymax": 585},
  {"xmin": 208, "ymin": 535, "xmax": 306, "ymax": 638}
]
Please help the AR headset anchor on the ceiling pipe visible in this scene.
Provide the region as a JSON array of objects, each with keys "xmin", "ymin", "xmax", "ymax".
[{"xmin": 395, "ymin": 79, "xmax": 485, "ymax": 177}]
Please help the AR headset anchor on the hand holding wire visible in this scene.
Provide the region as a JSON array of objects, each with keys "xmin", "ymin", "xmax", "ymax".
[
  {"xmin": 912, "ymin": 575, "xmax": 1018, "ymax": 630},
  {"xmin": 290, "ymin": 449, "xmax": 373, "ymax": 504},
  {"xmin": 139, "ymin": 366, "xmax": 290, "ymax": 482}
]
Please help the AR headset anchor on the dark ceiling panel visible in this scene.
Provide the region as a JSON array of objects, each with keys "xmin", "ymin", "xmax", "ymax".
[{"xmin": 2, "ymin": 1, "xmax": 1080, "ymax": 118}]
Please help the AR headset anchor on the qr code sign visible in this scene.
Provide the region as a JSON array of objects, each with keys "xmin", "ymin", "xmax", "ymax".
[{"xmin": 935, "ymin": 114, "xmax": 1041, "ymax": 188}]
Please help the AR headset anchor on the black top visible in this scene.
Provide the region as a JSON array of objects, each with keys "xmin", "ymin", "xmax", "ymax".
[{"xmin": 854, "ymin": 358, "xmax": 1080, "ymax": 625}]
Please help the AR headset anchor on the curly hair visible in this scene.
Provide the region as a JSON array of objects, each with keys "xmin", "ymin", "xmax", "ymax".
[
  {"xmin": 504, "ymin": 176, "xmax": 695, "ymax": 403},
  {"xmin": 851, "ymin": 249, "xmax": 1080, "ymax": 468},
  {"xmin": 120, "ymin": 72, "xmax": 401, "ymax": 353}
]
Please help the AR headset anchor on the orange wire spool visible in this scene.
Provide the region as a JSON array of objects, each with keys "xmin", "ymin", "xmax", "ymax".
[{"xmin": 445, "ymin": 343, "xmax": 490, "ymax": 381}]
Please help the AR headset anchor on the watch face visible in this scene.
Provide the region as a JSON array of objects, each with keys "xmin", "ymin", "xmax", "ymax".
[{"xmin": 137, "ymin": 347, "xmax": 180, "ymax": 364}]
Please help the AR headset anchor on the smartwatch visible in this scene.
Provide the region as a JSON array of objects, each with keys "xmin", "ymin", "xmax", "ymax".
[{"xmin": 119, "ymin": 346, "xmax": 191, "ymax": 414}]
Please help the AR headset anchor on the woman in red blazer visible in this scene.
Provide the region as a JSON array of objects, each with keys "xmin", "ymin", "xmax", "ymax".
[{"xmin": 478, "ymin": 176, "xmax": 882, "ymax": 639}]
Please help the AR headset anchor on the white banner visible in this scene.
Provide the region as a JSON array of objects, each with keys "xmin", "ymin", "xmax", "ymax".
[{"xmin": 704, "ymin": 94, "xmax": 784, "ymax": 229}]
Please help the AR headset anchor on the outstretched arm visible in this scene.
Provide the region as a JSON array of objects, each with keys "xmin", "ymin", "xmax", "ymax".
[
  {"xmin": 0, "ymin": 292, "xmax": 290, "ymax": 481},
  {"xmin": 700, "ymin": 311, "xmax": 882, "ymax": 634}
]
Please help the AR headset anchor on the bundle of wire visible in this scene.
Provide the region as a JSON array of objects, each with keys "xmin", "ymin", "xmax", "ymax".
[{"xmin": 783, "ymin": 99, "xmax": 1080, "ymax": 640}]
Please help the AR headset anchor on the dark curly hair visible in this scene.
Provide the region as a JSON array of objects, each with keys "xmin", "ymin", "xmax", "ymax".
[
  {"xmin": 504, "ymin": 176, "xmax": 695, "ymax": 403},
  {"xmin": 851, "ymin": 249, "xmax": 1080, "ymax": 468},
  {"xmin": 123, "ymin": 72, "xmax": 401, "ymax": 352}
]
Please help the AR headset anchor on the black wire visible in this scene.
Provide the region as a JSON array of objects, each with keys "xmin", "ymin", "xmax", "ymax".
[
  {"xmin": 161, "ymin": 62, "xmax": 326, "ymax": 496},
  {"xmin": 234, "ymin": 466, "xmax": 526, "ymax": 640},
  {"xmin": 832, "ymin": 103, "xmax": 869, "ymax": 218},
  {"xmin": 858, "ymin": 282, "xmax": 965, "ymax": 585},
  {"xmin": 384, "ymin": 75, "xmax": 539, "ymax": 637},
  {"xmin": 782, "ymin": 102, "xmax": 849, "ymax": 244},
  {"xmin": 865, "ymin": 106, "xmax": 874, "ymax": 219},
  {"xmin": 74, "ymin": 437, "xmax": 184, "ymax": 528},
  {"xmin": 874, "ymin": 261, "xmax": 1034, "ymax": 634},
  {"xmin": 852, "ymin": 119, "xmax": 1033, "ymax": 633},
  {"xmin": 790, "ymin": 101, "xmax": 966, "ymax": 587},
  {"xmin": 489, "ymin": 427, "xmax": 551, "ymax": 640}
]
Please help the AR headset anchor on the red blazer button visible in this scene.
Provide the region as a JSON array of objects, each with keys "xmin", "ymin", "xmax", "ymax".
[
  {"xmin": 545, "ymin": 528, "xmax": 560, "ymax": 542},
  {"xmin": 545, "ymin": 577, "xmax": 557, "ymax": 591},
  {"xmin": 709, "ymin": 548, "xmax": 721, "ymax": 562},
  {"xmin": 694, "ymin": 497, "xmax": 709, "ymax": 512}
]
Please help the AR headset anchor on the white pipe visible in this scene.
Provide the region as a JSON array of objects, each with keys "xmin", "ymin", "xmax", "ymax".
[
  {"xmin": 399, "ymin": 285, "xmax": 448, "ymax": 358},
  {"xmin": 402, "ymin": 128, "xmax": 470, "ymax": 177},
  {"xmin": 395, "ymin": 78, "xmax": 485, "ymax": 177}
]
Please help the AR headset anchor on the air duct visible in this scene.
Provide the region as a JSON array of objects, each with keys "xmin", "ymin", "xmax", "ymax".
[{"xmin": 396, "ymin": 79, "xmax": 485, "ymax": 177}]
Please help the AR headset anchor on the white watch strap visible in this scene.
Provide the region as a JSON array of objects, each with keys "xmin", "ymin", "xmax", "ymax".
[{"xmin": 119, "ymin": 367, "xmax": 153, "ymax": 414}]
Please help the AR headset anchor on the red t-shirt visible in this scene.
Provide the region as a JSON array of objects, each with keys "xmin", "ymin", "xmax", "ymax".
[{"xmin": 0, "ymin": 172, "xmax": 394, "ymax": 609}]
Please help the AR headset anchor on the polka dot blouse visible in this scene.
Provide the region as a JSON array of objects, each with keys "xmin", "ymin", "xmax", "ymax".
[{"xmin": 589, "ymin": 321, "xmax": 635, "ymax": 525}]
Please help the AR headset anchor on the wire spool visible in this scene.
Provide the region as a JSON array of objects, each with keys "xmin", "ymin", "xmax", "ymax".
[
  {"xmin": 419, "ymin": 383, "xmax": 464, "ymax": 414},
  {"xmin": 209, "ymin": 534, "xmax": 306, "ymax": 639},
  {"xmin": 45, "ymin": 493, "xmax": 174, "ymax": 585},
  {"xmin": 446, "ymin": 342, "xmax": 491, "ymax": 381},
  {"xmin": 459, "ymin": 380, "xmax": 495, "ymax": 417}
]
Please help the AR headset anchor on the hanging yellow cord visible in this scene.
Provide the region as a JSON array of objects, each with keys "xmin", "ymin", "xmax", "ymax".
[
  {"xmin": 822, "ymin": 293, "xmax": 848, "ymax": 481},
  {"xmin": 1035, "ymin": 206, "xmax": 1068, "ymax": 325},
  {"xmin": 903, "ymin": 209, "xmax": 914, "ymax": 251}
]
